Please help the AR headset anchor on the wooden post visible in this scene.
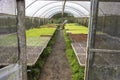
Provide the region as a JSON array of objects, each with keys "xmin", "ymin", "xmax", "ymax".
[
  {"xmin": 85, "ymin": 0, "xmax": 99, "ymax": 80},
  {"xmin": 16, "ymin": 0, "xmax": 27, "ymax": 80}
]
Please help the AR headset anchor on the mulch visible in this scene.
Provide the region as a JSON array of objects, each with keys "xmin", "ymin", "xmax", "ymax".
[{"xmin": 68, "ymin": 33, "xmax": 87, "ymax": 42}]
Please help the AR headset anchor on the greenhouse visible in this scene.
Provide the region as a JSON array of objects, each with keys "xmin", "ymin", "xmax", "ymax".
[{"xmin": 0, "ymin": 0, "xmax": 120, "ymax": 80}]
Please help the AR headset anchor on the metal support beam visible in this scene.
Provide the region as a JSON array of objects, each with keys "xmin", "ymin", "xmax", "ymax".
[
  {"xmin": 62, "ymin": 0, "xmax": 67, "ymax": 16},
  {"xmin": 16, "ymin": 0, "xmax": 27, "ymax": 80},
  {"xmin": 40, "ymin": 6, "xmax": 84, "ymax": 18},
  {"xmin": 85, "ymin": 0, "xmax": 99, "ymax": 80},
  {"xmin": 40, "ymin": 0, "xmax": 120, "ymax": 2},
  {"xmin": 90, "ymin": 49, "xmax": 120, "ymax": 53},
  {"xmin": 30, "ymin": 2, "xmax": 89, "ymax": 18}
]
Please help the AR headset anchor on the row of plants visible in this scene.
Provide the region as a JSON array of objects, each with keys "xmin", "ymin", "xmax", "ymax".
[
  {"xmin": 63, "ymin": 29, "xmax": 85, "ymax": 80},
  {"xmin": 27, "ymin": 28, "xmax": 58, "ymax": 80},
  {"xmin": 26, "ymin": 25, "xmax": 56, "ymax": 37},
  {"xmin": 0, "ymin": 24, "xmax": 57, "ymax": 46},
  {"xmin": 65, "ymin": 23, "xmax": 88, "ymax": 34}
]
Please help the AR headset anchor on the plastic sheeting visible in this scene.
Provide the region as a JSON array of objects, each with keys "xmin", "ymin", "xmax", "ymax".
[
  {"xmin": 0, "ymin": 64, "xmax": 22, "ymax": 80},
  {"xmin": 25, "ymin": 0, "xmax": 90, "ymax": 18},
  {"xmin": 0, "ymin": 0, "xmax": 16, "ymax": 15}
]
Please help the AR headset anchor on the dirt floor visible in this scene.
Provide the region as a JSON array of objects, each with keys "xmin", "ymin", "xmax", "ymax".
[{"xmin": 39, "ymin": 29, "xmax": 72, "ymax": 80}]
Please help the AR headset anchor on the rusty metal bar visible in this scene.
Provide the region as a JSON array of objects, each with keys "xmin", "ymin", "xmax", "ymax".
[{"xmin": 16, "ymin": 0, "xmax": 27, "ymax": 80}]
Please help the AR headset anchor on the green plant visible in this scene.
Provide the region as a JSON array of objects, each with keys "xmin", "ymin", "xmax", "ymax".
[
  {"xmin": 63, "ymin": 30, "xmax": 85, "ymax": 80},
  {"xmin": 65, "ymin": 23, "xmax": 88, "ymax": 34}
]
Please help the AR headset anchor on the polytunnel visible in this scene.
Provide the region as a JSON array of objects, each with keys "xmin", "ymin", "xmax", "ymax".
[{"xmin": 0, "ymin": 0, "xmax": 120, "ymax": 80}]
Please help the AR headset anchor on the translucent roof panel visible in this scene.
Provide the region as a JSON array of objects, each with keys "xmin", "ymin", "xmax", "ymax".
[
  {"xmin": 44, "ymin": 8, "xmax": 81, "ymax": 18},
  {"xmin": 0, "ymin": 0, "xmax": 16, "ymax": 15},
  {"xmin": 25, "ymin": 0, "xmax": 90, "ymax": 18}
]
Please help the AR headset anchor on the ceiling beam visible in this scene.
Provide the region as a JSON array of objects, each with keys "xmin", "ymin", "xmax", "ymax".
[
  {"xmin": 62, "ymin": 0, "xmax": 66, "ymax": 16},
  {"xmin": 38, "ymin": 0, "xmax": 120, "ymax": 2}
]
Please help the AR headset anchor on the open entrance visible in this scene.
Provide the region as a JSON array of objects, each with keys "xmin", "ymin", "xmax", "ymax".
[{"xmin": 0, "ymin": 0, "xmax": 120, "ymax": 80}]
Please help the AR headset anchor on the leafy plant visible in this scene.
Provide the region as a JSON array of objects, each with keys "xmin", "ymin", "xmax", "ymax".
[
  {"xmin": 63, "ymin": 30, "xmax": 85, "ymax": 80},
  {"xmin": 65, "ymin": 23, "xmax": 88, "ymax": 34}
]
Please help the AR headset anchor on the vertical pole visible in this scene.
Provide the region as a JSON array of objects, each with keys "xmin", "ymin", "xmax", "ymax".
[
  {"xmin": 77, "ymin": 18, "xmax": 79, "ymax": 23},
  {"xmin": 85, "ymin": 0, "xmax": 99, "ymax": 80},
  {"xmin": 62, "ymin": 0, "xmax": 66, "ymax": 16},
  {"xmin": 39, "ymin": 18, "xmax": 41, "ymax": 26},
  {"xmin": 103, "ymin": 14, "xmax": 106, "ymax": 32},
  {"xmin": 80, "ymin": 18, "xmax": 82, "ymax": 25},
  {"xmin": 16, "ymin": 0, "xmax": 27, "ymax": 80}
]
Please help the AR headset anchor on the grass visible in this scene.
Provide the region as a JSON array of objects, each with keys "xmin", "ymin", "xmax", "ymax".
[
  {"xmin": 65, "ymin": 23, "xmax": 88, "ymax": 34},
  {"xmin": 64, "ymin": 30, "xmax": 85, "ymax": 80}
]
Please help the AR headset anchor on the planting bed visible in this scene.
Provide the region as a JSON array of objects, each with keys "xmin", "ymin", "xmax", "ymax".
[
  {"xmin": 0, "ymin": 24, "xmax": 57, "ymax": 66},
  {"xmin": 68, "ymin": 34, "xmax": 87, "ymax": 42},
  {"xmin": 70, "ymin": 35, "xmax": 87, "ymax": 66},
  {"xmin": 65, "ymin": 23, "xmax": 88, "ymax": 66}
]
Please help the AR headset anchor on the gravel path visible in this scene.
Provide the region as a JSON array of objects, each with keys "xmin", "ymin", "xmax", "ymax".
[{"xmin": 39, "ymin": 29, "xmax": 72, "ymax": 80}]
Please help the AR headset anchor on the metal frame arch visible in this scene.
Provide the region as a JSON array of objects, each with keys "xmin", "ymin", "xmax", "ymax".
[
  {"xmin": 48, "ymin": 11, "xmax": 78, "ymax": 18},
  {"xmin": 72, "ymin": 1, "xmax": 104, "ymax": 15},
  {"xmin": 46, "ymin": 9, "xmax": 78, "ymax": 18},
  {"xmin": 42, "ymin": 8, "xmax": 80, "ymax": 18},
  {"xmin": 27, "ymin": 1, "xmax": 90, "ymax": 17},
  {"xmin": 31, "ymin": 2, "xmax": 59, "ymax": 17},
  {"xmin": 26, "ymin": 1, "xmax": 105, "ymax": 17},
  {"xmin": 26, "ymin": 2, "xmax": 60, "ymax": 17},
  {"xmin": 40, "ymin": 7, "xmax": 82, "ymax": 18},
  {"xmin": 26, "ymin": 1, "xmax": 89, "ymax": 12},
  {"xmin": 71, "ymin": 2, "xmax": 90, "ymax": 12},
  {"xmin": 71, "ymin": 1, "xmax": 104, "ymax": 15},
  {"xmin": 38, "ymin": 5, "xmax": 86, "ymax": 18},
  {"xmin": 26, "ymin": 0, "xmax": 38, "ymax": 9}
]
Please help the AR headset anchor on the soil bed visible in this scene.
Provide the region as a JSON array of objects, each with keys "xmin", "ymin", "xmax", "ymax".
[{"xmin": 68, "ymin": 33, "xmax": 87, "ymax": 42}]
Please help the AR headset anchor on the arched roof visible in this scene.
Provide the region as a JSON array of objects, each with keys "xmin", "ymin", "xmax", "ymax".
[
  {"xmin": 1, "ymin": 0, "xmax": 120, "ymax": 18},
  {"xmin": 25, "ymin": 1, "xmax": 90, "ymax": 18}
]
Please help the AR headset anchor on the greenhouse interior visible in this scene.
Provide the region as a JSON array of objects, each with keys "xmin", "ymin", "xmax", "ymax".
[{"xmin": 0, "ymin": 0, "xmax": 120, "ymax": 80}]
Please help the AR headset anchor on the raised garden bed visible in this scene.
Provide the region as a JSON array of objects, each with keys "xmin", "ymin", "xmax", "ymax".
[
  {"xmin": 65, "ymin": 23, "xmax": 88, "ymax": 66},
  {"xmin": 0, "ymin": 24, "xmax": 57, "ymax": 66},
  {"xmin": 64, "ymin": 30, "xmax": 85, "ymax": 80}
]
